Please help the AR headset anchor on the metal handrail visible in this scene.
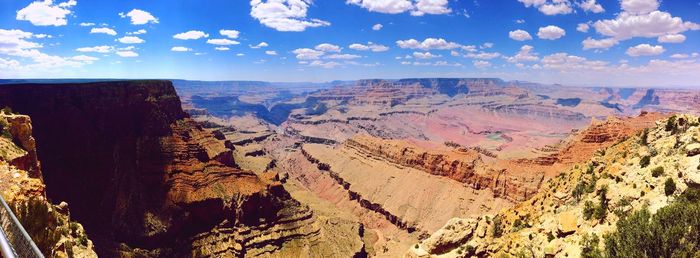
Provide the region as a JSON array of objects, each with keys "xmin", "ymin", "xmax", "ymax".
[{"xmin": 0, "ymin": 195, "xmax": 44, "ymax": 258}]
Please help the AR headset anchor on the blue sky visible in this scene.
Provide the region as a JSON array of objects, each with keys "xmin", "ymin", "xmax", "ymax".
[{"xmin": 1, "ymin": 0, "xmax": 699, "ymax": 87}]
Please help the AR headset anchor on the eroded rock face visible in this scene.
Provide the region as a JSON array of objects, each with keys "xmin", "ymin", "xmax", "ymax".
[{"xmin": 0, "ymin": 81, "xmax": 356, "ymax": 257}]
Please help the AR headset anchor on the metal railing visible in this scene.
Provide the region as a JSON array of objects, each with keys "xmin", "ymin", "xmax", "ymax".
[{"xmin": 0, "ymin": 195, "xmax": 44, "ymax": 258}]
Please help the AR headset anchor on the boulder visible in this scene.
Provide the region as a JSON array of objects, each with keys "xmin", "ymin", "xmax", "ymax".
[{"xmin": 557, "ymin": 211, "xmax": 578, "ymax": 236}]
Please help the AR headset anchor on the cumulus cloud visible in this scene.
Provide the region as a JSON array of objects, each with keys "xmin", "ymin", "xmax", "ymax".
[
  {"xmin": 119, "ymin": 9, "xmax": 158, "ymax": 25},
  {"xmin": 220, "ymin": 29, "xmax": 240, "ymax": 39},
  {"xmin": 412, "ymin": 51, "xmax": 441, "ymax": 59},
  {"xmin": 465, "ymin": 51, "xmax": 501, "ymax": 59},
  {"xmin": 292, "ymin": 48, "xmax": 324, "ymax": 60},
  {"xmin": 348, "ymin": 42, "xmax": 389, "ymax": 52},
  {"xmin": 509, "ymin": 30, "xmax": 532, "ymax": 41},
  {"xmin": 250, "ymin": 42, "xmax": 269, "ymax": 49},
  {"xmin": 171, "ymin": 46, "xmax": 191, "ymax": 52},
  {"xmin": 0, "ymin": 29, "xmax": 99, "ymax": 73},
  {"xmin": 577, "ymin": 23, "xmax": 590, "ymax": 32},
  {"xmin": 517, "ymin": 0, "xmax": 572, "ymax": 15},
  {"xmin": 173, "ymin": 30, "xmax": 209, "ymax": 40},
  {"xmin": 207, "ymin": 38, "xmax": 240, "ymax": 45},
  {"xmin": 308, "ymin": 60, "xmax": 341, "ymax": 68},
  {"xmin": 250, "ymin": 0, "xmax": 330, "ymax": 32},
  {"xmin": 16, "ymin": 0, "xmax": 76, "ymax": 26},
  {"xmin": 626, "ymin": 44, "xmax": 664, "ymax": 56},
  {"xmin": 537, "ymin": 25, "xmax": 566, "ymax": 40},
  {"xmin": 215, "ymin": 47, "xmax": 230, "ymax": 51},
  {"xmin": 657, "ymin": 34, "xmax": 686, "ymax": 43},
  {"xmin": 76, "ymin": 45, "xmax": 113, "ymax": 53},
  {"xmin": 325, "ymin": 53, "xmax": 361, "ymax": 59},
  {"xmin": 593, "ymin": 8, "xmax": 699, "ymax": 40},
  {"xmin": 347, "ymin": 0, "xmax": 451, "ymax": 16},
  {"xmin": 265, "ymin": 50, "xmax": 278, "ymax": 55},
  {"xmin": 372, "ymin": 23, "xmax": 383, "ymax": 30},
  {"xmin": 506, "ymin": 45, "xmax": 539, "ymax": 63},
  {"xmin": 315, "ymin": 43, "xmax": 341, "ymax": 52},
  {"xmin": 582, "ymin": 37, "xmax": 619, "ymax": 50},
  {"xmin": 117, "ymin": 36, "xmax": 144, "ymax": 44},
  {"xmin": 90, "ymin": 27, "xmax": 117, "ymax": 36},
  {"xmin": 473, "ymin": 60, "xmax": 491, "ymax": 68},
  {"xmin": 128, "ymin": 29, "xmax": 147, "ymax": 35},
  {"xmin": 396, "ymin": 38, "xmax": 460, "ymax": 50},
  {"xmin": 578, "ymin": 0, "xmax": 604, "ymax": 13},
  {"xmin": 116, "ymin": 50, "xmax": 138, "ymax": 57}
]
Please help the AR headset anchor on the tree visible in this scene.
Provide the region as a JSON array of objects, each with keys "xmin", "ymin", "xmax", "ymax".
[
  {"xmin": 580, "ymin": 234, "xmax": 603, "ymax": 258},
  {"xmin": 664, "ymin": 178, "xmax": 676, "ymax": 196},
  {"xmin": 640, "ymin": 156, "xmax": 651, "ymax": 168},
  {"xmin": 492, "ymin": 215, "xmax": 503, "ymax": 238}
]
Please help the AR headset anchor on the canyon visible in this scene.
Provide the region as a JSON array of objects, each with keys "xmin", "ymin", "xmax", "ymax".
[{"xmin": 1, "ymin": 78, "xmax": 699, "ymax": 257}]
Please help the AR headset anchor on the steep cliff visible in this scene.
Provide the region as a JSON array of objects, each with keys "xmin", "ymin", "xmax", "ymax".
[
  {"xmin": 0, "ymin": 111, "xmax": 96, "ymax": 257},
  {"xmin": 0, "ymin": 81, "xmax": 362, "ymax": 257}
]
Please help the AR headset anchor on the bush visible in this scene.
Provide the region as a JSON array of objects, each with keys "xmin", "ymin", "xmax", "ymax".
[
  {"xmin": 0, "ymin": 118, "xmax": 11, "ymax": 139},
  {"xmin": 465, "ymin": 245, "xmax": 476, "ymax": 255},
  {"xmin": 492, "ymin": 215, "xmax": 503, "ymax": 238},
  {"xmin": 665, "ymin": 115, "xmax": 678, "ymax": 133},
  {"xmin": 640, "ymin": 129, "xmax": 649, "ymax": 145},
  {"xmin": 651, "ymin": 166, "xmax": 664, "ymax": 177},
  {"xmin": 0, "ymin": 106, "xmax": 12, "ymax": 114},
  {"xmin": 573, "ymin": 181, "xmax": 586, "ymax": 202},
  {"xmin": 640, "ymin": 156, "xmax": 651, "ymax": 168},
  {"xmin": 580, "ymin": 234, "xmax": 603, "ymax": 258},
  {"xmin": 583, "ymin": 200, "xmax": 595, "ymax": 220},
  {"xmin": 604, "ymin": 190, "xmax": 700, "ymax": 257},
  {"xmin": 664, "ymin": 178, "xmax": 676, "ymax": 196}
]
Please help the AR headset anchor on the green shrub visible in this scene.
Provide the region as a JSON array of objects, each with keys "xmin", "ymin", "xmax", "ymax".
[
  {"xmin": 414, "ymin": 244, "xmax": 419, "ymax": 249},
  {"xmin": 665, "ymin": 115, "xmax": 677, "ymax": 133},
  {"xmin": 492, "ymin": 215, "xmax": 503, "ymax": 238},
  {"xmin": 651, "ymin": 166, "xmax": 664, "ymax": 177},
  {"xmin": 580, "ymin": 234, "xmax": 603, "ymax": 258},
  {"xmin": 664, "ymin": 178, "xmax": 676, "ymax": 196},
  {"xmin": 640, "ymin": 129, "xmax": 649, "ymax": 145},
  {"xmin": 573, "ymin": 181, "xmax": 586, "ymax": 202},
  {"xmin": 583, "ymin": 200, "xmax": 595, "ymax": 220},
  {"xmin": 0, "ymin": 106, "xmax": 12, "ymax": 114},
  {"xmin": 465, "ymin": 245, "xmax": 476, "ymax": 255},
  {"xmin": 603, "ymin": 191, "xmax": 700, "ymax": 257},
  {"xmin": 547, "ymin": 232, "xmax": 555, "ymax": 242},
  {"xmin": 640, "ymin": 156, "xmax": 651, "ymax": 168}
]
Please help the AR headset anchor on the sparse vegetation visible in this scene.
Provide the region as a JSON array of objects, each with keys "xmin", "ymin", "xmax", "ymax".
[
  {"xmin": 639, "ymin": 128, "xmax": 649, "ymax": 145},
  {"xmin": 639, "ymin": 155, "xmax": 651, "ymax": 168},
  {"xmin": 443, "ymin": 140, "xmax": 461, "ymax": 148},
  {"xmin": 0, "ymin": 118, "xmax": 11, "ymax": 139},
  {"xmin": 583, "ymin": 200, "xmax": 595, "ymax": 220},
  {"xmin": 664, "ymin": 178, "xmax": 676, "ymax": 196},
  {"xmin": 651, "ymin": 166, "xmax": 664, "ymax": 177},
  {"xmin": 12, "ymin": 198, "xmax": 63, "ymax": 255},
  {"xmin": 492, "ymin": 215, "xmax": 503, "ymax": 238},
  {"xmin": 580, "ymin": 233, "xmax": 603, "ymax": 258},
  {"xmin": 665, "ymin": 115, "xmax": 678, "ymax": 134}
]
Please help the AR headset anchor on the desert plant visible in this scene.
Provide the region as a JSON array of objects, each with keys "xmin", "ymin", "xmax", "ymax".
[
  {"xmin": 640, "ymin": 128, "xmax": 649, "ymax": 145},
  {"xmin": 664, "ymin": 178, "xmax": 676, "ymax": 196},
  {"xmin": 583, "ymin": 200, "xmax": 595, "ymax": 220},
  {"xmin": 665, "ymin": 115, "xmax": 677, "ymax": 133},
  {"xmin": 651, "ymin": 166, "xmax": 664, "ymax": 177},
  {"xmin": 580, "ymin": 233, "xmax": 603, "ymax": 258},
  {"xmin": 492, "ymin": 215, "xmax": 503, "ymax": 238},
  {"xmin": 640, "ymin": 155, "xmax": 651, "ymax": 168},
  {"xmin": 0, "ymin": 106, "xmax": 12, "ymax": 114}
]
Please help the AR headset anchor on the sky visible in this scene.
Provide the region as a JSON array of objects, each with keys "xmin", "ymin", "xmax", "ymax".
[{"xmin": 0, "ymin": 0, "xmax": 699, "ymax": 87}]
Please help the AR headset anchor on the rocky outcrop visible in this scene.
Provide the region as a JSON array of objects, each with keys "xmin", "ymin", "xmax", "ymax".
[
  {"xmin": 0, "ymin": 81, "xmax": 360, "ymax": 257},
  {"xmin": 407, "ymin": 114, "xmax": 700, "ymax": 257},
  {"xmin": 0, "ymin": 112, "xmax": 96, "ymax": 257}
]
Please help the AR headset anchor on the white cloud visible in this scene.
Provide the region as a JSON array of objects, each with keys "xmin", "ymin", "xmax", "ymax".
[
  {"xmin": 626, "ymin": 44, "xmax": 664, "ymax": 56},
  {"xmin": 71, "ymin": 55, "xmax": 98, "ymax": 63},
  {"xmin": 250, "ymin": 42, "xmax": 269, "ymax": 49},
  {"xmin": 79, "ymin": 22, "xmax": 95, "ymax": 27},
  {"xmin": 117, "ymin": 36, "xmax": 144, "ymax": 44},
  {"xmin": 325, "ymin": 53, "xmax": 361, "ymax": 59},
  {"xmin": 293, "ymin": 48, "xmax": 324, "ymax": 60},
  {"xmin": 215, "ymin": 47, "xmax": 230, "ymax": 51},
  {"xmin": 347, "ymin": 0, "xmax": 451, "ymax": 16},
  {"xmin": 657, "ymin": 34, "xmax": 686, "ymax": 43},
  {"xmin": 465, "ymin": 51, "xmax": 501, "ymax": 59},
  {"xmin": 538, "ymin": 2, "xmax": 573, "ymax": 15},
  {"xmin": 582, "ymin": 37, "xmax": 619, "ymax": 50},
  {"xmin": 473, "ymin": 60, "xmax": 491, "ymax": 68},
  {"xmin": 348, "ymin": 42, "xmax": 389, "ymax": 52},
  {"xmin": 670, "ymin": 53, "xmax": 689, "ymax": 59},
  {"xmin": 128, "ymin": 29, "xmax": 147, "ymax": 35},
  {"xmin": 620, "ymin": 0, "xmax": 658, "ymax": 14},
  {"xmin": 593, "ymin": 11, "xmax": 699, "ymax": 40},
  {"xmin": 308, "ymin": 60, "xmax": 341, "ymax": 68},
  {"xmin": 250, "ymin": 0, "xmax": 330, "ymax": 32},
  {"xmin": 206, "ymin": 39, "xmax": 240, "ymax": 45},
  {"xmin": 481, "ymin": 42, "xmax": 493, "ymax": 49},
  {"xmin": 372, "ymin": 23, "xmax": 383, "ymax": 31},
  {"xmin": 577, "ymin": 23, "xmax": 590, "ymax": 32},
  {"xmin": 90, "ymin": 27, "xmax": 117, "ymax": 36},
  {"xmin": 173, "ymin": 30, "xmax": 209, "ymax": 40},
  {"xmin": 16, "ymin": 0, "xmax": 76, "ymax": 26},
  {"xmin": 396, "ymin": 38, "xmax": 460, "ymax": 50},
  {"xmin": 315, "ymin": 43, "xmax": 341, "ymax": 52},
  {"xmin": 412, "ymin": 51, "xmax": 441, "ymax": 59},
  {"xmin": 76, "ymin": 45, "xmax": 113, "ymax": 53},
  {"xmin": 236, "ymin": 53, "xmax": 245, "ymax": 56},
  {"xmin": 119, "ymin": 9, "xmax": 158, "ymax": 25},
  {"xmin": 220, "ymin": 29, "xmax": 240, "ymax": 39},
  {"xmin": 116, "ymin": 50, "xmax": 138, "ymax": 57},
  {"xmin": 0, "ymin": 28, "xmax": 98, "ymax": 73},
  {"xmin": 516, "ymin": 19, "xmax": 525, "ymax": 24},
  {"xmin": 506, "ymin": 45, "xmax": 539, "ymax": 63},
  {"xmin": 171, "ymin": 46, "xmax": 191, "ymax": 52},
  {"xmin": 265, "ymin": 50, "xmax": 278, "ymax": 55},
  {"xmin": 578, "ymin": 0, "xmax": 604, "ymax": 13},
  {"xmin": 537, "ymin": 25, "xmax": 566, "ymax": 40},
  {"xmin": 450, "ymin": 50, "xmax": 460, "ymax": 56},
  {"xmin": 509, "ymin": 30, "xmax": 532, "ymax": 41}
]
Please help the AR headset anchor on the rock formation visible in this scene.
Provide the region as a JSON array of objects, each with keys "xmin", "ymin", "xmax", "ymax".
[{"xmin": 0, "ymin": 81, "xmax": 363, "ymax": 257}]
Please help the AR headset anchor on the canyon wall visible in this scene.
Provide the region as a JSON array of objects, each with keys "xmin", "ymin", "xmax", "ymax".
[{"xmin": 0, "ymin": 81, "xmax": 362, "ymax": 257}]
